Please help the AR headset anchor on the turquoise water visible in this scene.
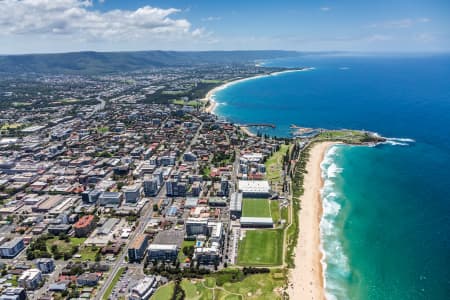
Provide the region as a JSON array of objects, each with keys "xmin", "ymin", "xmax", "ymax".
[{"xmin": 214, "ymin": 54, "xmax": 450, "ymax": 299}]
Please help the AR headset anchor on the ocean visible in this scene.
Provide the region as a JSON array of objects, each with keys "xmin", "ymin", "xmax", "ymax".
[{"xmin": 213, "ymin": 54, "xmax": 450, "ymax": 299}]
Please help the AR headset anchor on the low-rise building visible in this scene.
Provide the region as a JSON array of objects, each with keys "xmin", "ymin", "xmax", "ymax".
[
  {"xmin": 48, "ymin": 224, "xmax": 72, "ymax": 235},
  {"xmin": 230, "ymin": 192, "xmax": 243, "ymax": 219},
  {"xmin": 238, "ymin": 180, "xmax": 271, "ymax": 198},
  {"xmin": 81, "ymin": 189, "xmax": 102, "ymax": 204},
  {"xmin": 76, "ymin": 273, "xmax": 100, "ymax": 286},
  {"xmin": 147, "ymin": 244, "xmax": 178, "ymax": 262},
  {"xmin": 0, "ymin": 287, "xmax": 27, "ymax": 300},
  {"xmin": 73, "ymin": 215, "xmax": 96, "ymax": 237},
  {"xmin": 0, "ymin": 237, "xmax": 24, "ymax": 258},
  {"xmin": 185, "ymin": 218, "xmax": 209, "ymax": 237},
  {"xmin": 194, "ymin": 243, "xmax": 221, "ymax": 266},
  {"xmin": 18, "ymin": 268, "xmax": 42, "ymax": 290},
  {"xmin": 123, "ymin": 184, "xmax": 141, "ymax": 203},
  {"xmin": 240, "ymin": 217, "xmax": 273, "ymax": 228},
  {"xmin": 35, "ymin": 258, "xmax": 55, "ymax": 274},
  {"xmin": 129, "ymin": 276, "xmax": 157, "ymax": 300},
  {"xmin": 99, "ymin": 191, "xmax": 122, "ymax": 206}
]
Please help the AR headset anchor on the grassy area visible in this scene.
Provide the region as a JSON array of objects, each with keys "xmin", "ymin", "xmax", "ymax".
[
  {"xmin": 162, "ymin": 90, "xmax": 186, "ymax": 95},
  {"xmin": 242, "ymin": 199, "xmax": 271, "ymax": 218},
  {"xmin": 270, "ymin": 200, "xmax": 280, "ymax": 224},
  {"xmin": 178, "ymin": 240, "xmax": 196, "ymax": 263},
  {"xmin": 238, "ymin": 230, "xmax": 283, "ymax": 266},
  {"xmin": 221, "ymin": 272, "xmax": 285, "ymax": 300},
  {"xmin": 315, "ymin": 129, "xmax": 383, "ymax": 144},
  {"xmin": 46, "ymin": 237, "xmax": 85, "ymax": 253},
  {"xmin": 181, "ymin": 279, "xmax": 213, "ymax": 299},
  {"xmin": 75, "ymin": 246, "xmax": 99, "ymax": 261},
  {"xmin": 6, "ymin": 275, "xmax": 18, "ymax": 287},
  {"xmin": 0, "ymin": 123, "xmax": 23, "ymax": 130},
  {"xmin": 97, "ymin": 126, "xmax": 109, "ymax": 133},
  {"xmin": 181, "ymin": 270, "xmax": 286, "ymax": 300},
  {"xmin": 102, "ymin": 267, "xmax": 126, "ymax": 300},
  {"xmin": 280, "ymin": 206, "xmax": 288, "ymax": 223},
  {"xmin": 12, "ymin": 102, "xmax": 32, "ymax": 107},
  {"xmin": 151, "ymin": 282, "xmax": 174, "ymax": 300},
  {"xmin": 60, "ymin": 98, "xmax": 79, "ymax": 103},
  {"xmin": 265, "ymin": 144, "xmax": 289, "ymax": 182},
  {"xmin": 172, "ymin": 99, "xmax": 202, "ymax": 107},
  {"xmin": 201, "ymin": 79, "xmax": 223, "ymax": 84}
]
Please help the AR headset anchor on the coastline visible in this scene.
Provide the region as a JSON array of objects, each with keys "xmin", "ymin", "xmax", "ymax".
[{"xmin": 289, "ymin": 141, "xmax": 340, "ymax": 300}]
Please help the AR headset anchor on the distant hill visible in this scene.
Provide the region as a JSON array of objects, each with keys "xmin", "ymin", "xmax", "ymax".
[{"xmin": 0, "ymin": 50, "xmax": 299, "ymax": 75}]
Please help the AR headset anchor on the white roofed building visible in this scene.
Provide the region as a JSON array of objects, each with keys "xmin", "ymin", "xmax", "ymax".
[{"xmin": 238, "ymin": 180, "xmax": 271, "ymax": 198}]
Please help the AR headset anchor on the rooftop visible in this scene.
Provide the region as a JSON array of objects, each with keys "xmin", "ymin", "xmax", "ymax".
[{"xmin": 73, "ymin": 215, "xmax": 94, "ymax": 229}]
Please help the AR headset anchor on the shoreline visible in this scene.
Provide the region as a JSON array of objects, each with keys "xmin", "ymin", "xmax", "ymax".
[
  {"xmin": 288, "ymin": 141, "xmax": 340, "ymax": 300},
  {"xmin": 202, "ymin": 67, "xmax": 312, "ymax": 116}
]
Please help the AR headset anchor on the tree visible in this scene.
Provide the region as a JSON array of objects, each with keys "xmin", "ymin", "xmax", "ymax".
[
  {"xmin": 153, "ymin": 204, "xmax": 159, "ymax": 212},
  {"xmin": 182, "ymin": 245, "xmax": 195, "ymax": 258}
]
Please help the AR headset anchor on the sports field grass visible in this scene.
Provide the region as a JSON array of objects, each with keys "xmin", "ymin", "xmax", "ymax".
[
  {"xmin": 237, "ymin": 229, "xmax": 283, "ymax": 266},
  {"xmin": 242, "ymin": 199, "xmax": 271, "ymax": 218}
]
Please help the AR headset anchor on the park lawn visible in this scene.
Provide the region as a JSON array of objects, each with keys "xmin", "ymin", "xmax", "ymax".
[
  {"xmin": 265, "ymin": 144, "xmax": 289, "ymax": 182},
  {"xmin": 75, "ymin": 246, "xmax": 99, "ymax": 261},
  {"xmin": 270, "ymin": 200, "xmax": 280, "ymax": 224},
  {"xmin": 102, "ymin": 267, "xmax": 125, "ymax": 300},
  {"xmin": 242, "ymin": 199, "xmax": 271, "ymax": 218},
  {"xmin": 178, "ymin": 240, "xmax": 196, "ymax": 263},
  {"xmin": 46, "ymin": 237, "xmax": 85, "ymax": 253},
  {"xmin": 238, "ymin": 229, "xmax": 283, "ymax": 266},
  {"xmin": 172, "ymin": 99, "xmax": 202, "ymax": 107},
  {"xmin": 151, "ymin": 282, "xmax": 174, "ymax": 300}
]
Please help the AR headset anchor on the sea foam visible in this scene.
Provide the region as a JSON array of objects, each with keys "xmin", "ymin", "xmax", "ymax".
[
  {"xmin": 383, "ymin": 137, "xmax": 416, "ymax": 147},
  {"xmin": 320, "ymin": 145, "xmax": 350, "ymax": 300}
]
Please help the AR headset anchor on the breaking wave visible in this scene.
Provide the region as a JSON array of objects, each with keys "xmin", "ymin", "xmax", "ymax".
[{"xmin": 320, "ymin": 145, "xmax": 350, "ymax": 300}]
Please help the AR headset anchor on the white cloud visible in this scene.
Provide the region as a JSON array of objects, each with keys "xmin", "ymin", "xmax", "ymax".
[
  {"xmin": 414, "ymin": 33, "xmax": 435, "ymax": 43},
  {"xmin": 369, "ymin": 18, "xmax": 431, "ymax": 29},
  {"xmin": 366, "ymin": 34, "xmax": 393, "ymax": 42},
  {"xmin": 0, "ymin": 0, "xmax": 200, "ymax": 41},
  {"xmin": 418, "ymin": 17, "xmax": 430, "ymax": 23},
  {"xmin": 320, "ymin": 7, "xmax": 331, "ymax": 12},
  {"xmin": 201, "ymin": 16, "xmax": 222, "ymax": 22}
]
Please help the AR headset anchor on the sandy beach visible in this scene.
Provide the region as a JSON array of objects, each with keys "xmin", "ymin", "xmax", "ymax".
[{"xmin": 288, "ymin": 141, "xmax": 339, "ymax": 300}]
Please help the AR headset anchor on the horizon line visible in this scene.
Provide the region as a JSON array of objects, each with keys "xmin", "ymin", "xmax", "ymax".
[{"xmin": 0, "ymin": 49, "xmax": 449, "ymax": 57}]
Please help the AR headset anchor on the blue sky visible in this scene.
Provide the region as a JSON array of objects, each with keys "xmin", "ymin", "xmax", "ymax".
[{"xmin": 0, "ymin": 0, "xmax": 449, "ymax": 54}]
